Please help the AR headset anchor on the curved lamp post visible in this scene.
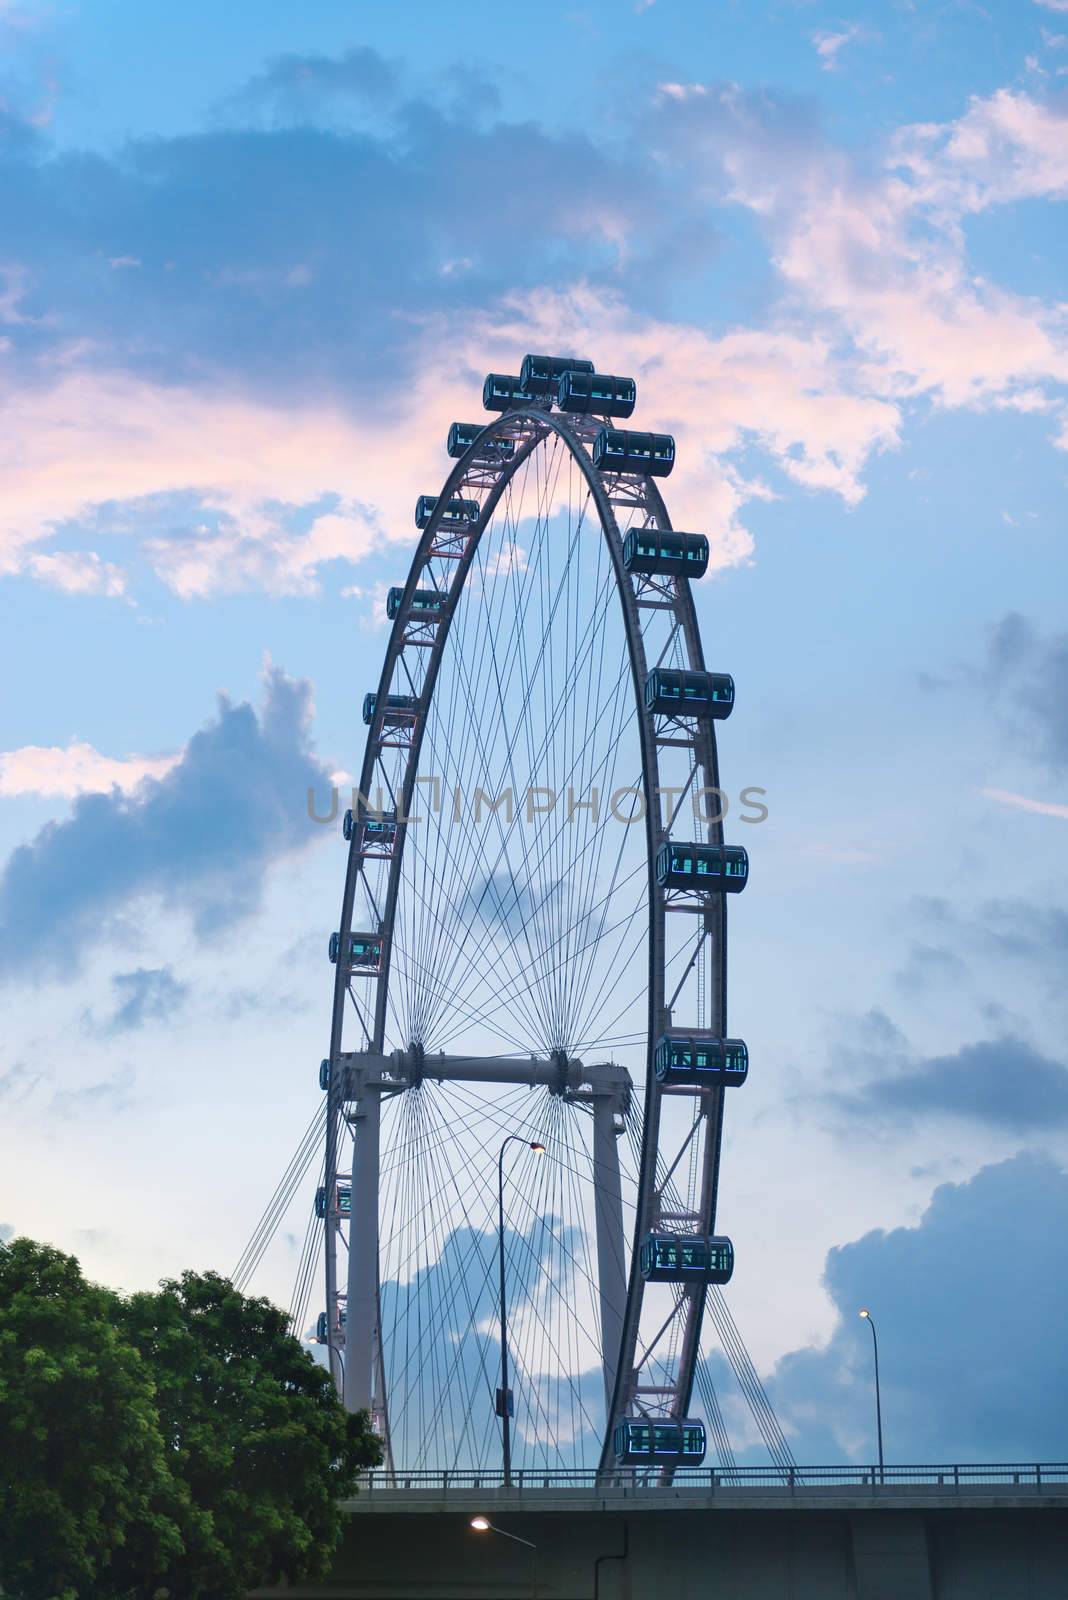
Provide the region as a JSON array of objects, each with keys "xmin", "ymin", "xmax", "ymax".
[
  {"xmin": 471, "ymin": 1515, "xmax": 538, "ymax": 1598},
  {"xmin": 858, "ymin": 1308, "xmax": 884, "ymax": 1482},
  {"xmin": 497, "ymin": 1135, "xmax": 546, "ymax": 1486}
]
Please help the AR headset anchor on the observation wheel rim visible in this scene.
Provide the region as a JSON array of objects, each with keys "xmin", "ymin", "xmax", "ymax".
[{"xmin": 322, "ymin": 403, "xmax": 728, "ymax": 1475}]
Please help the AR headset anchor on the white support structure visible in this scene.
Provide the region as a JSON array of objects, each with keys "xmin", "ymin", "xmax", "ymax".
[
  {"xmin": 338, "ymin": 1049, "xmax": 632, "ymax": 1437},
  {"xmin": 344, "ymin": 1061, "xmax": 382, "ymax": 1416},
  {"xmin": 589, "ymin": 1067, "xmax": 629, "ymax": 1412}
]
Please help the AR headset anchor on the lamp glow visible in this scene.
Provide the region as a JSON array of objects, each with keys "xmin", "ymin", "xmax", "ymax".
[
  {"xmin": 470, "ymin": 1516, "xmax": 491, "ymax": 1531},
  {"xmin": 531, "ymin": 1141, "xmax": 547, "ymax": 1156},
  {"xmin": 858, "ymin": 1308, "xmax": 870, "ymax": 1319}
]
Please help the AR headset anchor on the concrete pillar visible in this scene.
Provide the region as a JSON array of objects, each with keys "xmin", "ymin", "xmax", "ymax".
[
  {"xmin": 592, "ymin": 1089, "xmax": 627, "ymax": 1417},
  {"xmin": 345, "ymin": 1081, "xmax": 381, "ymax": 1415}
]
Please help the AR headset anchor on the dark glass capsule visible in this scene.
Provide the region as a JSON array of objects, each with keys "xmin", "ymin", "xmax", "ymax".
[
  {"xmin": 386, "ymin": 586, "xmax": 447, "ymax": 620},
  {"xmin": 362, "ymin": 692, "xmax": 418, "ymax": 727},
  {"xmin": 653, "ymin": 1034, "xmax": 749, "ymax": 1087},
  {"xmin": 639, "ymin": 1233, "xmax": 734, "ymax": 1285},
  {"xmin": 613, "ymin": 1417, "xmax": 706, "ymax": 1466},
  {"xmin": 655, "ymin": 842, "xmax": 748, "ymax": 892},
  {"xmin": 328, "ymin": 932, "xmax": 383, "ymax": 970},
  {"xmin": 447, "ymin": 421, "xmax": 515, "ymax": 459},
  {"xmin": 593, "ymin": 428, "xmax": 675, "ymax": 477},
  {"xmin": 415, "ymin": 495, "xmax": 479, "ymax": 529},
  {"xmin": 644, "ymin": 669, "xmax": 734, "ymax": 720},
  {"xmin": 556, "ymin": 370, "xmax": 636, "ymax": 418},
  {"xmin": 519, "ymin": 353, "xmax": 595, "ymax": 395},
  {"xmin": 482, "ymin": 373, "xmax": 536, "ymax": 412},
  {"xmin": 315, "ymin": 1183, "xmax": 352, "ymax": 1220},
  {"xmin": 622, "ymin": 529, "xmax": 709, "ymax": 579},
  {"xmin": 345, "ymin": 809, "xmax": 398, "ymax": 851}
]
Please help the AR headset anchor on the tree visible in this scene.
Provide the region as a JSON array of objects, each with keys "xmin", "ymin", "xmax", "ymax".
[
  {"xmin": 0, "ymin": 1237, "xmax": 183, "ymax": 1600},
  {"xmin": 0, "ymin": 1245, "xmax": 381, "ymax": 1599},
  {"xmin": 113, "ymin": 1269, "xmax": 381, "ymax": 1599}
]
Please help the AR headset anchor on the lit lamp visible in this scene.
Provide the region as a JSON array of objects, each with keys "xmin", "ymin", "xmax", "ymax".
[
  {"xmin": 470, "ymin": 1517, "xmax": 538, "ymax": 1597},
  {"xmin": 858, "ymin": 1308, "xmax": 884, "ymax": 1481}
]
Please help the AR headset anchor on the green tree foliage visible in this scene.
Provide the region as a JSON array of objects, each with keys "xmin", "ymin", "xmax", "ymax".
[
  {"xmin": 0, "ymin": 1238, "xmax": 182, "ymax": 1600},
  {"xmin": 115, "ymin": 1270, "xmax": 381, "ymax": 1598},
  {"xmin": 0, "ymin": 1243, "xmax": 381, "ymax": 1600}
]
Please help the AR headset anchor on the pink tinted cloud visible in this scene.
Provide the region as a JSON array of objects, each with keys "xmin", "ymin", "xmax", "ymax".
[
  {"xmin": 0, "ymin": 740, "xmax": 181, "ymax": 798},
  {"xmin": 4, "ymin": 86, "xmax": 1066, "ymax": 599},
  {"xmin": 2, "ymin": 284, "xmax": 898, "ymax": 596},
  {"xmin": 27, "ymin": 550, "xmax": 127, "ymax": 596},
  {"xmin": 686, "ymin": 85, "xmax": 1068, "ymax": 413}
]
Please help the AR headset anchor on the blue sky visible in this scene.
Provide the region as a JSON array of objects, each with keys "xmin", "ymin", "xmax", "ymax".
[{"xmin": 1, "ymin": 0, "xmax": 1066, "ymax": 1465}]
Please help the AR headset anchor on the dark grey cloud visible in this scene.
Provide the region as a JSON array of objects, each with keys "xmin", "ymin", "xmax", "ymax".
[
  {"xmin": 895, "ymin": 893, "xmax": 1068, "ymax": 1001},
  {"xmin": 0, "ymin": 666, "xmax": 333, "ymax": 976},
  {"xmin": 102, "ymin": 966, "xmax": 190, "ymax": 1032},
  {"xmin": 827, "ymin": 1008, "xmax": 1068, "ymax": 1131},
  {"xmin": 855, "ymin": 1036, "xmax": 1068, "ymax": 1131},
  {"xmin": 986, "ymin": 612, "xmax": 1068, "ymax": 770},
  {"xmin": 817, "ymin": 998, "xmax": 1068, "ymax": 1131},
  {"xmin": 765, "ymin": 1153, "xmax": 1068, "ymax": 1462},
  {"xmin": 0, "ymin": 88, "xmax": 669, "ymax": 396},
  {"xmin": 226, "ymin": 45, "xmax": 401, "ymax": 120}
]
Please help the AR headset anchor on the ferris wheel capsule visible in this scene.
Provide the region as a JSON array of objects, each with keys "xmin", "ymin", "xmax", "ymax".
[
  {"xmin": 593, "ymin": 427, "xmax": 675, "ymax": 477},
  {"xmin": 518, "ymin": 353, "xmax": 595, "ymax": 394}
]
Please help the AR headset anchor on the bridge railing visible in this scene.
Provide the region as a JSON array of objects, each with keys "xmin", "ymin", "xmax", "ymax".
[{"xmin": 355, "ymin": 1463, "xmax": 1068, "ymax": 1495}]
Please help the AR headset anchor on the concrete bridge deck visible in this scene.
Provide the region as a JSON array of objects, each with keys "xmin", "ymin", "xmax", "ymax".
[{"xmin": 251, "ymin": 1472, "xmax": 1068, "ymax": 1600}]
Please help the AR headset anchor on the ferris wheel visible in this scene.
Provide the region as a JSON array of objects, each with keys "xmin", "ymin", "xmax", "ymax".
[{"xmin": 317, "ymin": 356, "xmax": 751, "ymax": 1478}]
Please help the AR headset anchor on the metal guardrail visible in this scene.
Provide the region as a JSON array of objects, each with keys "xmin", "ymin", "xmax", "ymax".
[{"xmin": 356, "ymin": 1463, "xmax": 1068, "ymax": 1494}]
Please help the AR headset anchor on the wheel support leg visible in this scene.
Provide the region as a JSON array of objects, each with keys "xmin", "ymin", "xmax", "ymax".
[{"xmin": 345, "ymin": 1082, "xmax": 381, "ymax": 1415}]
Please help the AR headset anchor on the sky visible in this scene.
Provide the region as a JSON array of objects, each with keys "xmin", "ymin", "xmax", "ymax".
[{"xmin": 1, "ymin": 0, "xmax": 1067, "ymax": 1468}]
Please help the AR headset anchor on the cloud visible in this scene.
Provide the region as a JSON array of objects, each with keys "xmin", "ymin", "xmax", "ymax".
[
  {"xmin": 0, "ymin": 112, "xmax": 653, "ymax": 394},
  {"xmin": 767, "ymin": 1153, "xmax": 1068, "ymax": 1460},
  {"xmin": 25, "ymin": 550, "xmax": 127, "ymax": 596},
  {"xmin": 985, "ymin": 613, "xmax": 1068, "ymax": 770},
  {"xmin": 0, "ymin": 79, "xmax": 1065, "ymax": 599},
  {"xmin": 0, "ymin": 370, "xmax": 393, "ymax": 594},
  {"xmin": 851, "ymin": 1036, "xmax": 1068, "ymax": 1130},
  {"xmin": 0, "ymin": 284, "xmax": 901, "ymax": 593},
  {"xmin": 0, "ymin": 739, "xmax": 180, "ymax": 798},
  {"xmin": 101, "ymin": 966, "xmax": 190, "ymax": 1032},
  {"xmin": 983, "ymin": 786, "xmax": 1068, "ymax": 820},
  {"xmin": 812, "ymin": 25, "xmax": 865, "ymax": 71},
  {"xmin": 650, "ymin": 84, "xmax": 1068, "ymax": 414},
  {"xmin": 892, "ymin": 88, "xmax": 1068, "ymax": 212},
  {"xmin": 51, "ymin": 1066, "xmax": 136, "ymax": 1116},
  {"xmin": 0, "ymin": 663, "xmax": 334, "ymax": 974},
  {"xmin": 826, "ymin": 1006, "xmax": 1068, "ymax": 1131},
  {"xmin": 454, "ymin": 284, "xmax": 900, "ymax": 562},
  {"xmin": 1035, "ymin": 0, "xmax": 1068, "ymax": 12},
  {"xmin": 225, "ymin": 45, "xmax": 401, "ymax": 122},
  {"xmin": 0, "ymin": 1060, "xmax": 45, "ymax": 1104},
  {"xmin": 895, "ymin": 893, "xmax": 1068, "ymax": 1002}
]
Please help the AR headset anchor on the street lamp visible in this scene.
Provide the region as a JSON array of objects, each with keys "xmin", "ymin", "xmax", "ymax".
[
  {"xmin": 858, "ymin": 1308, "xmax": 884, "ymax": 1481},
  {"xmin": 497, "ymin": 1134, "xmax": 546, "ymax": 1487},
  {"xmin": 470, "ymin": 1515, "xmax": 538, "ymax": 1598}
]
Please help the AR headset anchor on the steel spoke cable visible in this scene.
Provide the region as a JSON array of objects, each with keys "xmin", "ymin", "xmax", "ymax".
[
  {"xmin": 405, "ymin": 494, "xmax": 617, "ymax": 1043},
  {"xmin": 429, "ymin": 870, "xmax": 647, "ymax": 1056},
  {"xmin": 234, "ymin": 1102, "xmax": 327, "ymax": 1289},
  {"xmin": 400, "ymin": 443, "xmax": 574, "ymax": 1042}
]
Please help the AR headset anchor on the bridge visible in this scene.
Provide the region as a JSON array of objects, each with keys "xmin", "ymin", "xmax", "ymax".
[{"xmin": 250, "ymin": 1465, "xmax": 1068, "ymax": 1599}]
